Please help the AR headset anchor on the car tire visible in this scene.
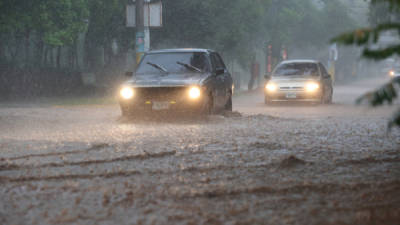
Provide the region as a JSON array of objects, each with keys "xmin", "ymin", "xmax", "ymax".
[
  {"xmin": 320, "ymin": 95, "xmax": 326, "ymax": 104},
  {"xmin": 225, "ymin": 95, "xmax": 233, "ymax": 111},
  {"xmin": 320, "ymin": 88, "xmax": 327, "ymax": 104},
  {"xmin": 264, "ymin": 95, "xmax": 271, "ymax": 105},
  {"xmin": 321, "ymin": 89, "xmax": 333, "ymax": 105},
  {"xmin": 202, "ymin": 93, "xmax": 214, "ymax": 115},
  {"xmin": 327, "ymin": 89, "xmax": 333, "ymax": 104},
  {"xmin": 120, "ymin": 104, "xmax": 139, "ymax": 117},
  {"xmin": 120, "ymin": 105, "xmax": 131, "ymax": 117}
]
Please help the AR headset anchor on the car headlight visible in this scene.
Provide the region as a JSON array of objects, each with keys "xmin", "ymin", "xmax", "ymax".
[
  {"xmin": 389, "ymin": 70, "xmax": 395, "ymax": 77},
  {"xmin": 189, "ymin": 86, "xmax": 201, "ymax": 99},
  {"xmin": 305, "ymin": 82, "xmax": 320, "ymax": 92},
  {"xmin": 266, "ymin": 82, "xmax": 277, "ymax": 92},
  {"xmin": 120, "ymin": 87, "xmax": 134, "ymax": 99}
]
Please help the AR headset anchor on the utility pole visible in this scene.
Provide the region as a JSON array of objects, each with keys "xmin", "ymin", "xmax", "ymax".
[
  {"xmin": 144, "ymin": 0, "xmax": 150, "ymax": 52},
  {"xmin": 135, "ymin": 0, "xmax": 145, "ymax": 64}
]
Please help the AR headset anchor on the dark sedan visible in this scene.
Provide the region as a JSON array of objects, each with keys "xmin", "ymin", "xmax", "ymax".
[{"xmin": 119, "ymin": 49, "xmax": 233, "ymax": 116}]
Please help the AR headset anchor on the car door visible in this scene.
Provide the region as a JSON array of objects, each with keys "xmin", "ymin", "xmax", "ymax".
[
  {"xmin": 319, "ymin": 63, "xmax": 333, "ymax": 97},
  {"xmin": 210, "ymin": 52, "xmax": 232, "ymax": 108}
]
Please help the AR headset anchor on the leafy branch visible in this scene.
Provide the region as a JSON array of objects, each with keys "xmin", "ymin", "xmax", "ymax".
[{"xmin": 333, "ymin": 0, "xmax": 400, "ymax": 129}]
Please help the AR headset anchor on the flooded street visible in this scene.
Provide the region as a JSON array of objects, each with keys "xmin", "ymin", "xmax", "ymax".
[{"xmin": 1, "ymin": 78, "xmax": 400, "ymax": 225}]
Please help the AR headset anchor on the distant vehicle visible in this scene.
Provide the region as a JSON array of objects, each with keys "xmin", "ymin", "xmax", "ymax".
[
  {"xmin": 119, "ymin": 49, "xmax": 233, "ymax": 116},
  {"xmin": 381, "ymin": 57, "xmax": 400, "ymax": 78},
  {"xmin": 387, "ymin": 67, "xmax": 400, "ymax": 78},
  {"xmin": 264, "ymin": 60, "xmax": 333, "ymax": 104}
]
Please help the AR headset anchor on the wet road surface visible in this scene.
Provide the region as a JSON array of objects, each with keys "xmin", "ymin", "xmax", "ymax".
[{"xmin": 0, "ymin": 77, "xmax": 400, "ymax": 225}]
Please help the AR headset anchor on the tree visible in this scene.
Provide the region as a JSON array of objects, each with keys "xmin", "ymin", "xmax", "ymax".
[
  {"xmin": 38, "ymin": 0, "xmax": 89, "ymax": 68},
  {"xmin": 333, "ymin": 0, "xmax": 400, "ymax": 128},
  {"xmin": 152, "ymin": 0, "xmax": 355, "ymax": 68},
  {"xmin": 84, "ymin": 0, "xmax": 129, "ymax": 70},
  {"xmin": 151, "ymin": 0, "xmax": 267, "ymax": 67},
  {"xmin": 0, "ymin": 0, "xmax": 88, "ymax": 68},
  {"xmin": 0, "ymin": 0, "xmax": 36, "ymax": 65},
  {"xmin": 0, "ymin": 0, "xmax": 355, "ymax": 82}
]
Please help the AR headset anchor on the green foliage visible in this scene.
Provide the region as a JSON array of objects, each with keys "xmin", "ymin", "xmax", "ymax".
[
  {"xmin": 39, "ymin": 0, "xmax": 89, "ymax": 47},
  {"xmin": 86, "ymin": 0, "xmax": 125, "ymax": 46},
  {"xmin": 153, "ymin": 0, "xmax": 355, "ymax": 67},
  {"xmin": 356, "ymin": 77, "xmax": 400, "ymax": 129},
  {"xmin": 152, "ymin": 0, "xmax": 267, "ymax": 66},
  {"xmin": 0, "ymin": 0, "xmax": 355, "ymax": 71},
  {"xmin": 0, "ymin": 0, "xmax": 88, "ymax": 47},
  {"xmin": 333, "ymin": 0, "xmax": 400, "ymax": 128}
]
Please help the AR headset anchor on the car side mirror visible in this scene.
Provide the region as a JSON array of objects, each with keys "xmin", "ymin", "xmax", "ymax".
[
  {"xmin": 215, "ymin": 68, "xmax": 225, "ymax": 76},
  {"xmin": 125, "ymin": 71, "xmax": 134, "ymax": 77}
]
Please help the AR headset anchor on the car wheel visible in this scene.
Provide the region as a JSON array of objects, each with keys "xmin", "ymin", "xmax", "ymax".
[
  {"xmin": 320, "ymin": 88, "xmax": 327, "ymax": 104},
  {"xmin": 120, "ymin": 105, "xmax": 131, "ymax": 117},
  {"xmin": 202, "ymin": 93, "xmax": 214, "ymax": 115},
  {"xmin": 225, "ymin": 95, "xmax": 232, "ymax": 111},
  {"xmin": 264, "ymin": 95, "xmax": 271, "ymax": 105},
  {"xmin": 327, "ymin": 89, "xmax": 333, "ymax": 104},
  {"xmin": 321, "ymin": 88, "xmax": 333, "ymax": 105},
  {"xmin": 320, "ymin": 95, "xmax": 326, "ymax": 104}
]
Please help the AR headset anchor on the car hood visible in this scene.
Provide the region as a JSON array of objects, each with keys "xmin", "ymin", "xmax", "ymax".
[
  {"xmin": 270, "ymin": 75, "xmax": 320, "ymax": 82},
  {"xmin": 269, "ymin": 76, "xmax": 320, "ymax": 88},
  {"xmin": 125, "ymin": 73, "xmax": 210, "ymax": 87}
]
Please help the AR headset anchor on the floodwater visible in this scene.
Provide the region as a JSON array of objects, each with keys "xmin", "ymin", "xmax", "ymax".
[{"xmin": 0, "ymin": 77, "xmax": 399, "ymax": 225}]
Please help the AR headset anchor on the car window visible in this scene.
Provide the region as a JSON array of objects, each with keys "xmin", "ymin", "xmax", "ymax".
[
  {"xmin": 136, "ymin": 52, "xmax": 211, "ymax": 74},
  {"xmin": 319, "ymin": 63, "xmax": 330, "ymax": 78},
  {"xmin": 211, "ymin": 53, "xmax": 226, "ymax": 71},
  {"xmin": 273, "ymin": 63, "xmax": 319, "ymax": 77}
]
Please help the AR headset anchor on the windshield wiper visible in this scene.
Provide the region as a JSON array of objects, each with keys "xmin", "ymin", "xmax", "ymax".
[
  {"xmin": 176, "ymin": 61, "xmax": 202, "ymax": 73},
  {"xmin": 147, "ymin": 62, "xmax": 168, "ymax": 74}
]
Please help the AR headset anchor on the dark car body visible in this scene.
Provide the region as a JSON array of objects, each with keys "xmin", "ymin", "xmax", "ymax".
[
  {"xmin": 119, "ymin": 49, "xmax": 233, "ymax": 116},
  {"xmin": 264, "ymin": 60, "xmax": 333, "ymax": 104}
]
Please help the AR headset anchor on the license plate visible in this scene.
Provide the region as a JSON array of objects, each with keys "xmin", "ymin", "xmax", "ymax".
[
  {"xmin": 286, "ymin": 93, "xmax": 297, "ymax": 99},
  {"xmin": 152, "ymin": 101, "xmax": 169, "ymax": 110}
]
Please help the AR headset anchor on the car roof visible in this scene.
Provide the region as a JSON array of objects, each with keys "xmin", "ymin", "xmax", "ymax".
[
  {"xmin": 280, "ymin": 59, "xmax": 320, "ymax": 64},
  {"xmin": 147, "ymin": 48, "xmax": 213, "ymax": 54}
]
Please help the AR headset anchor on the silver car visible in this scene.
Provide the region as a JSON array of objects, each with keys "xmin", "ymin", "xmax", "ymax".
[{"xmin": 264, "ymin": 60, "xmax": 333, "ymax": 104}]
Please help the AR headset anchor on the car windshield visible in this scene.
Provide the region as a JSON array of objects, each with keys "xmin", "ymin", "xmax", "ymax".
[
  {"xmin": 274, "ymin": 63, "xmax": 319, "ymax": 77},
  {"xmin": 136, "ymin": 52, "xmax": 211, "ymax": 75}
]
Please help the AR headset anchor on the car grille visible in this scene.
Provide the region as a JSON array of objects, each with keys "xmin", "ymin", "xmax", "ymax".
[
  {"xmin": 134, "ymin": 87, "xmax": 188, "ymax": 101},
  {"xmin": 279, "ymin": 86, "xmax": 304, "ymax": 90}
]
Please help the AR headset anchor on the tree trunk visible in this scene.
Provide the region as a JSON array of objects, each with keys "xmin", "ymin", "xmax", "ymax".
[
  {"xmin": 73, "ymin": 40, "xmax": 79, "ymax": 70},
  {"xmin": 43, "ymin": 45, "xmax": 48, "ymax": 67},
  {"xmin": 106, "ymin": 41, "xmax": 114, "ymax": 66},
  {"xmin": 37, "ymin": 36, "xmax": 44, "ymax": 68},
  {"xmin": 24, "ymin": 29, "xmax": 31, "ymax": 68},
  {"xmin": 0, "ymin": 38, "xmax": 4, "ymax": 62},
  {"xmin": 50, "ymin": 47, "xmax": 54, "ymax": 67},
  {"xmin": 10, "ymin": 32, "xmax": 21, "ymax": 64},
  {"xmin": 56, "ymin": 46, "xmax": 61, "ymax": 69},
  {"xmin": 68, "ymin": 45, "xmax": 73, "ymax": 69},
  {"xmin": 84, "ymin": 30, "xmax": 93, "ymax": 71}
]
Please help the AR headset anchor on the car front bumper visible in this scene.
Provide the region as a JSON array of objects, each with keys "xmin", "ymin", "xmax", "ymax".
[
  {"xmin": 119, "ymin": 86, "xmax": 207, "ymax": 113},
  {"xmin": 265, "ymin": 90, "xmax": 322, "ymax": 102}
]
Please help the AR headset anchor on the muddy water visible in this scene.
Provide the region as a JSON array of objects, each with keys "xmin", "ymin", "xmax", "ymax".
[{"xmin": 1, "ymin": 78, "xmax": 400, "ymax": 225}]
